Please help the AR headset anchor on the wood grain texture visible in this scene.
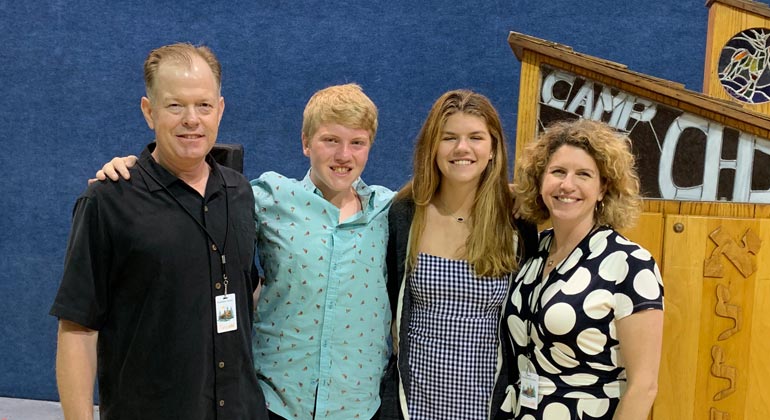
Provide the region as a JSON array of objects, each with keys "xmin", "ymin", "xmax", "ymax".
[
  {"xmin": 652, "ymin": 216, "xmax": 706, "ymax": 420},
  {"xmin": 707, "ymin": 0, "xmax": 770, "ymax": 19},
  {"xmin": 696, "ymin": 218, "xmax": 756, "ymax": 419},
  {"xmin": 513, "ymin": 49, "xmax": 541, "ymax": 167},
  {"xmin": 745, "ymin": 218, "xmax": 770, "ymax": 418}
]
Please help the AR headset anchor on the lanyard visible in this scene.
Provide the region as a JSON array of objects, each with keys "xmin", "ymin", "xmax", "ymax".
[
  {"xmin": 137, "ymin": 159, "xmax": 231, "ymax": 294},
  {"xmin": 526, "ymin": 259, "xmax": 551, "ymax": 360},
  {"xmin": 525, "ymin": 245, "xmax": 550, "ymax": 361}
]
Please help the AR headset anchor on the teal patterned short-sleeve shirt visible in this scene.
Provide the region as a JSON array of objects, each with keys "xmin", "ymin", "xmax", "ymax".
[{"xmin": 252, "ymin": 171, "xmax": 394, "ymax": 420}]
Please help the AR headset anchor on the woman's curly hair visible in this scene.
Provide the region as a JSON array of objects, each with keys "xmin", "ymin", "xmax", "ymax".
[{"xmin": 514, "ymin": 119, "xmax": 642, "ymax": 230}]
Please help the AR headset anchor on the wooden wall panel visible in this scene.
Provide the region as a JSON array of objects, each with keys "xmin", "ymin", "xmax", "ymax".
[
  {"xmin": 620, "ymin": 212, "xmax": 664, "ymax": 267},
  {"xmin": 651, "ymin": 215, "xmax": 764, "ymax": 419},
  {"xmin": 697, "ymin": 217, "xmax": 758, "ymax": 420},
  {"xmin": 653, "ymin": 215, "xmax": 707, "ymax": 420},
  {"xmin": 679, "ymin": 202, "xmax": 756, "ymax": 218},
  {"xmin": 745, "ymin": 219, "xmax": 770, "ymax": 418},
  {"xmin": 513, "ymin": 49, "xmax": 542, "ymax": 163}
]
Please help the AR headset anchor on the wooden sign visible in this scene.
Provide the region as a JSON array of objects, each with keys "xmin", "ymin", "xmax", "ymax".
[{"xmin": 508, "ymin": 32, "xmax": 770, "ymax": 205}]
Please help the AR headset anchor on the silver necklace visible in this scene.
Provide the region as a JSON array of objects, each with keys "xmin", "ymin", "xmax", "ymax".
[{"xmin": 437, "ymin": 196, "xmax": 468, "ymax": 223}]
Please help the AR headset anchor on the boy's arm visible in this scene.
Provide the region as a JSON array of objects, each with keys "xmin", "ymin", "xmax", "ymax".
[{"xmin": 87, "ymin": 156, "xmax": 137, "ymax": 184}]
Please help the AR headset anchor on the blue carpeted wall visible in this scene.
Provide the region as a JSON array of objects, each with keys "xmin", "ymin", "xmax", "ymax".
[{"xmin": 2, "ymin": 0, "xmax": 764, "ymax": 401}]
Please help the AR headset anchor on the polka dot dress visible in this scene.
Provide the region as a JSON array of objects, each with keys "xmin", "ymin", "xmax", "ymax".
[{"xmin": 503, "ymin": 227, "xmax": 663, "ymax": 419}]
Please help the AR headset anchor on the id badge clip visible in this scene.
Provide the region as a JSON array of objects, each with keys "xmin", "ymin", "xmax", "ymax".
[
  {"xmin": 215, "ymin": 293, "xmax": 237, "ymax": 333},
  {"xmin": 518, "ymin": 369, "xmax": 539, "ymax": 410}
]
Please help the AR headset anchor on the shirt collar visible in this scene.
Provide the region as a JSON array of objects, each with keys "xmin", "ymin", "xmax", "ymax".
[
  {"xmin": 300, "ymin": 169, "xmax": 374, "ymax": 210},
  {"xmin": 137, "ymin": 142, "xmax": 238, "ymax": 193}
]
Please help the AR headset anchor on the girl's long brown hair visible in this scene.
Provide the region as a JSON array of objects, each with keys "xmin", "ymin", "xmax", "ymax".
[{"xmin": 396, "ymin": 89, "xmax": 520, "ymax": 277}]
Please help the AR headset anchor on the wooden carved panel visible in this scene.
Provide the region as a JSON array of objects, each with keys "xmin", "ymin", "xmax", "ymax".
[
  {"xmin": 711, "ymin": 345, "xmax": 737, "ymax": 401},
  {"xmin": 715, "ymin": 283, "xmax": 742, "ymax": 341},
  {"xmin": 704, "ymin": 227, "xmax": 761, "ymax": 278},
  {"xmin": 710, "ymin": 407, "xmax": 730, "ymax": 420}
]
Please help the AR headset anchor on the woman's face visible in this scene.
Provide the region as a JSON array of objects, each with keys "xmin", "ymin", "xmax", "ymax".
[
  {"xmin": 540, "ymin": 144, "xmax": 605, "ymax": 229},
  {"xmin": 435, "ymin": 112, "xmax": 494, "ymax": 188}
]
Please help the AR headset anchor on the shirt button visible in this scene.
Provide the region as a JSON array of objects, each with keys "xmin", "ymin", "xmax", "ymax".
[
  {"xmin": 204, "ymin": 205, "xmax": 209, "ymax": 212},
  {"xmin": 211, "ymin": 244, "xmax": 218, "ymax": 251},
  {"xmin": 219, "ymin": 400, "xmax": 225, "ymax": 407},
  {"xmin": 218, "ymin": 361, "xmax": 225, "ymax": 369},
  {"xmin": 215, "ymin": 283, "xmax": 222, "ymax": 290}
]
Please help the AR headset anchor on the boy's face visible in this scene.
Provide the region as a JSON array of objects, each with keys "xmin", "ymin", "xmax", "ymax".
[{"xmin": 303, "ymin": 122, "xmax": 372, "ymax": 200}]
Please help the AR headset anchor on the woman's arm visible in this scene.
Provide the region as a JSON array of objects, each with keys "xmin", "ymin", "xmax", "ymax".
[{"xmin": 613, "ymin": 308, "xmax": 664, "ymax": 420}]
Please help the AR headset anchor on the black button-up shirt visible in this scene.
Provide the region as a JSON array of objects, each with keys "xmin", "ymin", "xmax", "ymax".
[{"xmin": 51, "ymin": 145, "xmax": 267, "ymax": 419}]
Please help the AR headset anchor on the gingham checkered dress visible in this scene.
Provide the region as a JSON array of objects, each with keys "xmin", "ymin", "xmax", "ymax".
[{"xmin": 406, "ymin": 253, "xmax": 509, "ymax": 419}]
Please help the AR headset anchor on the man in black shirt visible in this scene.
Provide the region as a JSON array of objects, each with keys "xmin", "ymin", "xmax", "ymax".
[{"xmin": 50, "ymin": 43, "xmax": 267, "ymax": 420}]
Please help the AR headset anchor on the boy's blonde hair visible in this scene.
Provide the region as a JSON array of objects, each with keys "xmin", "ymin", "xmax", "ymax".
[{"xmin": 302, "ymin": 83, "xmax": 378, "ymax": 142}]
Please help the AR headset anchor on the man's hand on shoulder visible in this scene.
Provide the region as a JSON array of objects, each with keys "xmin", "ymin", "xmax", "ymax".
[{"xmin": 87, "ymin": 156, "xmax": 138, "ymax": 185}]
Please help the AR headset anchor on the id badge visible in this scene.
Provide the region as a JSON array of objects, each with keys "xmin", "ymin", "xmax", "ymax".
[
  {"xmin": 519, "ymin": 371, "xmax": 539, "ymax": 410},
  {"xmin": 215, "ymin": 293, "xmax": 237, "ymax": 333}
]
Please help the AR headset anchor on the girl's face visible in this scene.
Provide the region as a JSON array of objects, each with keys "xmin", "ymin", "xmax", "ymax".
[{"xmin": 435, "ymin": 112, "xmax": 494, "ymax": 188}]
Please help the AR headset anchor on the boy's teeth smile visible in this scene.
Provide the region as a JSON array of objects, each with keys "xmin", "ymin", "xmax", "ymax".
[{"xmin": 332, "ymin": 167, "xmax": 351, "ymax": 173}]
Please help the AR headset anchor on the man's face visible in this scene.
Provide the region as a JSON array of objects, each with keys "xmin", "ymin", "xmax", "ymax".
[
  {"xmin": 141, "ymin": 55, "xmax": 224, "ymax": 173},
  {"xmin": 302, "ymin": 123, "xmax": 372, "ymax": 200}
]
